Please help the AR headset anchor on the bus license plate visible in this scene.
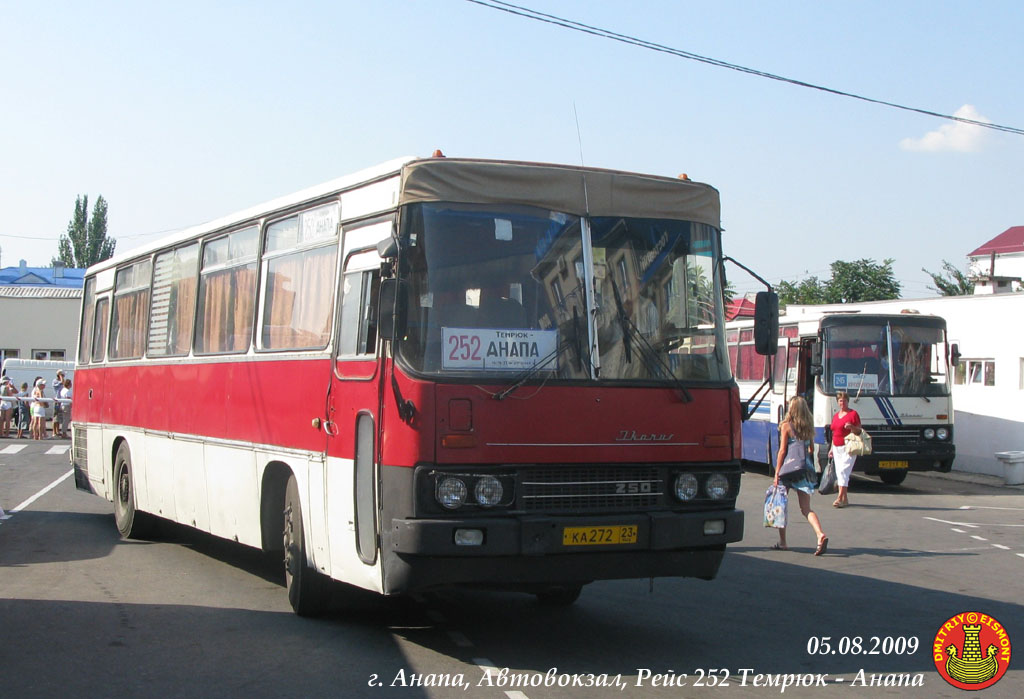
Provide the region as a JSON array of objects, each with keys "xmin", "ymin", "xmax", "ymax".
[
  {"xmin": 879, "ymin": 461, "xmax": 908, "ymax": 470},
  {"xmin": 562, "ymin": 525, "xmax": 638, "ymax": 546}
]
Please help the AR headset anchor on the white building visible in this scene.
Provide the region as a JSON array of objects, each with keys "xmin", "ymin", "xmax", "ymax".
[
  {"xmin": 0, "ymin": 262, "xmax": 84, "ymax": 366},
  {"xmin": 968, "ymin": 226, "xmax": 1024, "ymax": 294}
]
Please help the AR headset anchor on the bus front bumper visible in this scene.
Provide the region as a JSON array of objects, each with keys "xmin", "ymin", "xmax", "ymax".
[{"xmin": 382, "ymin": 508, "xmax": 743, "ymax": 593}]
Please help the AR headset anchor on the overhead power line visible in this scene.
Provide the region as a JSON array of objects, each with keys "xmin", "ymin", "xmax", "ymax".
[{"xmin": 466, "ymin": 0, "xmax": 1024, "ymax": 136}]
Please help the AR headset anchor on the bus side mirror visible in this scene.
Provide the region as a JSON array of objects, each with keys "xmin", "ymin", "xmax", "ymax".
[
  {"xmin": 950, "ymin": 343, "xmax": 961, "ymax": 367},
  {"xmin": 810, "ymin": 343, "xmax": 823, "ymax": 376},
  {"xmin": 377, "ymin": 236, "xmax": 398, "ymax": 259},
  {"xmin": 753, "ymin": 291, "xmax": 779, "ymax": 355},
  {"xmin": 378, "ymin": 279, "xmax": 407, "ymax": 341}
]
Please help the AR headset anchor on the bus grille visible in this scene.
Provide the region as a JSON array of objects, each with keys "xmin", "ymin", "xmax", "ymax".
[
  {"xmin": 868, "ymin": 428, "xmax": 920, "ymax": 454},
  {"xmin": 520, "ymin": 466, "xmax": 663, "ymax": 512}
]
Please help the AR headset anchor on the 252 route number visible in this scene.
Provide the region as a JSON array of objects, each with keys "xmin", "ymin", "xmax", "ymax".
[{"xmin": 447, "ymin": 334, "xmax": 482, "ymax": 362}]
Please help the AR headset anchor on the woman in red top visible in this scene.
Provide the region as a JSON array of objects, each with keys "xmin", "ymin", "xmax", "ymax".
[{"xmin": 828, "ymin": 390, "xmax": 862, "ymax": 508}]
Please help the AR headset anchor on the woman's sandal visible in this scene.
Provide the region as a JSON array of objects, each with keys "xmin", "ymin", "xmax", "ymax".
[
  {"xmin": 770, "ymin": 543, "xmax": 788, "ymax": 551},
  {"xmin": 814, "ymin": 537, "xmax": 829, "ymax": 556}
]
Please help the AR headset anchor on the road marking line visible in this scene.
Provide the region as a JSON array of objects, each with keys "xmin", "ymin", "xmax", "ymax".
[
  {"xmin": 1017, "ymin": 553, "xmax": 1024, "ymax": 560},
  {"xmin": 950, "ymin": 528, "xmax": 966, "ymax": 533},
  {"xmin": 992, "ymin": 544, "xmax": 1010, "ymax": 550},
  {"xmin": 925, "ymin": 517, "xmax": 978, "ymax": 528},
  {"xmin": 10, "ymin": 469, "xmax": 74, "ymax": 514},
  {"xmin": 960, "ymin": 505, "xmax": 1024, "ymax": 511},
  {"xmin": 925, "ymin": 517, "xmax": 1024, "ymax": 528},
  {"xmin": 1, "ymin": 445, "xmax": 26, "ymax": 454},
  {"xmin": 971, "ymin": 535, "xmax": 988, "ymax": 541},
  {"xmin": 46, "ymin": 445, "xmax": 70, "ymax": 455}
]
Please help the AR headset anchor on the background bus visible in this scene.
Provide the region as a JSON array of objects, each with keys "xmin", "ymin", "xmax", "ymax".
[
  {"xmin": 72, "ymin": 155, "xmax": 774, "ymax": 614},
  {"xmin": 730, "ymin": 309, "xmax": 955, "ymax": 485}
]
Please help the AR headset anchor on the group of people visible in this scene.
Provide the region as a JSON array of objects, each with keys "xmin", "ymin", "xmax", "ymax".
[
  {"xmin": 770, "ymin": 390, "xmax": 862, "ymax": 555},
  {"xmin": 0, "ymin": 370, "xmax": 72, "ymax": 440}
]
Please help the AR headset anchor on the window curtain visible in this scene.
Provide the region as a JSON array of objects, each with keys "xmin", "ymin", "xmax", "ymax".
[
  {"xmin": 198, "ymin": 265, "xmax": 256, "ymax": 353},
  {"xmin": 112, "ymin": 291, "xmax": 149, "ymax": 359},
  {"xmin": 263, "ymin": 246, "xmax": 336, "ymax": 349}
]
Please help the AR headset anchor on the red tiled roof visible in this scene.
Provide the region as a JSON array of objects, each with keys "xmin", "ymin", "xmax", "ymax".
[
  {"xmin": 968, "ymin": 226, "xmax": 1024, "ymax": 257},
  {"xmin": 726, "ymin": 296, "xmax": 756, "ymax": 320}
]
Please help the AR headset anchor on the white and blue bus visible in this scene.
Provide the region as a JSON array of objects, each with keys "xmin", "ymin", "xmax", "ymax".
[{"xmin": 729, "ymin": 308, "xmax": 955, "ymax": 485}]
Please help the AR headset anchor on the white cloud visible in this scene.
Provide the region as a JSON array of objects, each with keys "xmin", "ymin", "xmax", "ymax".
[{"xmin": 899, "ymin": 104, "xmax": 991, "ymax": 153}]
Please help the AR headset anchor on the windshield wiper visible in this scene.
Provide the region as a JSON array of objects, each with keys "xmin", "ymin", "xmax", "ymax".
[
  {"xmin": 618, "ymin": 311, "xmax": 694, "ymax": 404},
  {"xmin": 494, "ymin": 308, "xmax": 587, "ymax": 400}
]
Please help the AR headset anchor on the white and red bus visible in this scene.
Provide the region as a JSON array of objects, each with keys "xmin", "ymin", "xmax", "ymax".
[{"xmin": 72, "ymin": 155, "xmax": 774, "ymax": 614}]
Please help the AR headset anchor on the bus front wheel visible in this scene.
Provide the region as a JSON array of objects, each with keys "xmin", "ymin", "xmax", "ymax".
[
  {"xmin": 113, "ymin": 443, "xmax": 153, "ymax": 539},
  {"xmin": 283, "ymin": 474, "xmax": 329, "ymax": 616},
  {"xmin": 879, "ymin": 470, "xmax": 908, "ymax": 486}
]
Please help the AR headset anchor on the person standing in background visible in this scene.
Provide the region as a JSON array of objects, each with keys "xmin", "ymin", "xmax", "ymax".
[{"xmin": 828, "ymin": 390, "xmax": 862, "ymax": 508}]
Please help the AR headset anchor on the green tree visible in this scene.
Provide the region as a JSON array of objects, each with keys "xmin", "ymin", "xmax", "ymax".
[
  {"xmin": 777, "ymin": 258, "xmax": 900, "ymax": 305},
  {"xmin": 825, "ymin": 258, "xmax": 900, "ymax": 303},
  {"xmin": 776, "ymin": 276, "xmax": 829, "ymax": 305},
  {"xmin": 54, "ymin": 195, "xmax": 115, "ymax": 268},
  {"xmin": 923, "ymin": 260, "xmax": 974, "ymax": 296}
]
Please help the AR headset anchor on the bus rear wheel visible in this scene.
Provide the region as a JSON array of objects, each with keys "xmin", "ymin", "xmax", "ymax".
[
  {"xmin": 879, "ymin": 470, "xmax": 908, "ymax": 486},
  {"xmin": 113, "ymin": 443, "xmax": 153, "ymax": 539},
  {"xmin": 283, "ymin": 474, "xmax": 329, "ymax": 616}
]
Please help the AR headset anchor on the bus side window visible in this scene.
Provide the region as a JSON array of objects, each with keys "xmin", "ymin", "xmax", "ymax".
[
  {"xmin": 92, "ymin": 298, "xmax": 110, "ymax": 363},
  {"xmin": 339, "ymin": 269, "xmax": 380, "ymax": 357}
]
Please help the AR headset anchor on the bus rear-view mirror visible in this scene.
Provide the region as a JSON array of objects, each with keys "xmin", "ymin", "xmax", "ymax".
[{"xmin": 753, "ymin": 291, "xmax": 779, "ymax": 355}]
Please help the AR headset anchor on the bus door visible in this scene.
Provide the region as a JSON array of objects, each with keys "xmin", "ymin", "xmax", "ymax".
[
  {"xmin": 767, "ymin": 336, "xmax": 791, "ymax": 465},
  {"xmin": 75, "ymin": 289, "xmax": 112, "ymax": 494},
  {"xmin": 325, "ymin": 227, "xmax": 389, "ymax": 590}
]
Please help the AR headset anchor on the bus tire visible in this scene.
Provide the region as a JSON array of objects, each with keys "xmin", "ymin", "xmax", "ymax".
[
  {"xmin": 113, "ymin": 442, "xmax": 153, "ymax": 539},
  {"xmin": 879, "ymin": 470, "xmax": 907, "ymax": 486},
  {"xmin": 535, "ymin": 584, "xmax": 584, "ymax": 606},
  {"xmin": 283, "ymin": 473, "xmax": 329, "ymax": 616}
]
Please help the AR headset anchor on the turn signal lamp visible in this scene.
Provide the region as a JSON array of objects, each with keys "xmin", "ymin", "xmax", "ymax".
[
  {"xmin": 703, "ymin": 434, "xmax": 730, "ymax": 448},
  {"xmin": 442, "ymin": 434, "xmax": 478, "ymax": 449}
]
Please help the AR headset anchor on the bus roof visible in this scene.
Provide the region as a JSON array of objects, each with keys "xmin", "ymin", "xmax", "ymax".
[
  {"xmin": 87, "ymin": 156, "xmax": 721, "ymax": 277},
  {"xmin": 399, "ymin": 158, "xmax": 720, "ymax": 225}
]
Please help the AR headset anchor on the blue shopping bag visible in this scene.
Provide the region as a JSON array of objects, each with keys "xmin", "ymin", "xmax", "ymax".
[{"xmin": 763, "ymin": 485, "xmax": 788, "ymax": 529}]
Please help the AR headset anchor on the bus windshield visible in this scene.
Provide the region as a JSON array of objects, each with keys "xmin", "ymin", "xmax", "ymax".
[
  {"xmin": 397, "ymin": 202, "xmax": 730, "ymax": 383},
  {"xmin": 823, "ymin": 320, "xmax": 949, "ymax": 397}
]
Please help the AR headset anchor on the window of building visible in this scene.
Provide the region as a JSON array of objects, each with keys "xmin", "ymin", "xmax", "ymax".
[
  {"xmin": 195, "ymin": 226, "xmax": 258, "ymax": 354},
  {"xmin": 32, "ymin": 349, "xmax": 66, "ymax": 360},
  {"xmin": 956, "ymin": 358, "xmax": 995, "ymax": 386},
  {"xmin": 1, "ymin": 349, "xmax": 19, "ymax": 364},
  {"xmin": 260, "ymin": 204, "xmax": 339, "ymax": 350},
  {"xmin": 148, "ymin": 243, "xmax": 199, "ymax": 357},
  {"xmin": 110, "ymin": 259, "xmax": 153, "ymax": 360}
]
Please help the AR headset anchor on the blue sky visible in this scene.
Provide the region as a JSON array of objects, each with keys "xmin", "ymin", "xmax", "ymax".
[{"xmin": 2, "ymin": 1, "xmax": 1021, "ymax": 298}]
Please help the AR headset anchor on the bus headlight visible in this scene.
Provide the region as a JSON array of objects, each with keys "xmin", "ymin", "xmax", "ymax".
[
  {"xmin": 705, "ymin": 473, "xmax": 730, "ymax": 499},
  {"xmin": 474, "ymin": 475, "xmax": 503, "ymax": 507},
  {"xmin": 923, "ymin": 428, "xmax": 936, "ymax": 440},
  {"xmin": 674, "ymin": 473, "xmax": 699, "ymax": 501},
  {"xmin": 936, "ymin": 427, "xmax": 950, "ymax": 440},
  {"xmin": 436, "ymin": 477, "xmax": 468, "ymax": 509}
]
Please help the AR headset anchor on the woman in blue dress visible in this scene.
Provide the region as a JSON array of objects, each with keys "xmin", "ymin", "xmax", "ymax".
[{"xmin": 772, "ymin": 396, "xmax": 829, "ymax": 555}]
